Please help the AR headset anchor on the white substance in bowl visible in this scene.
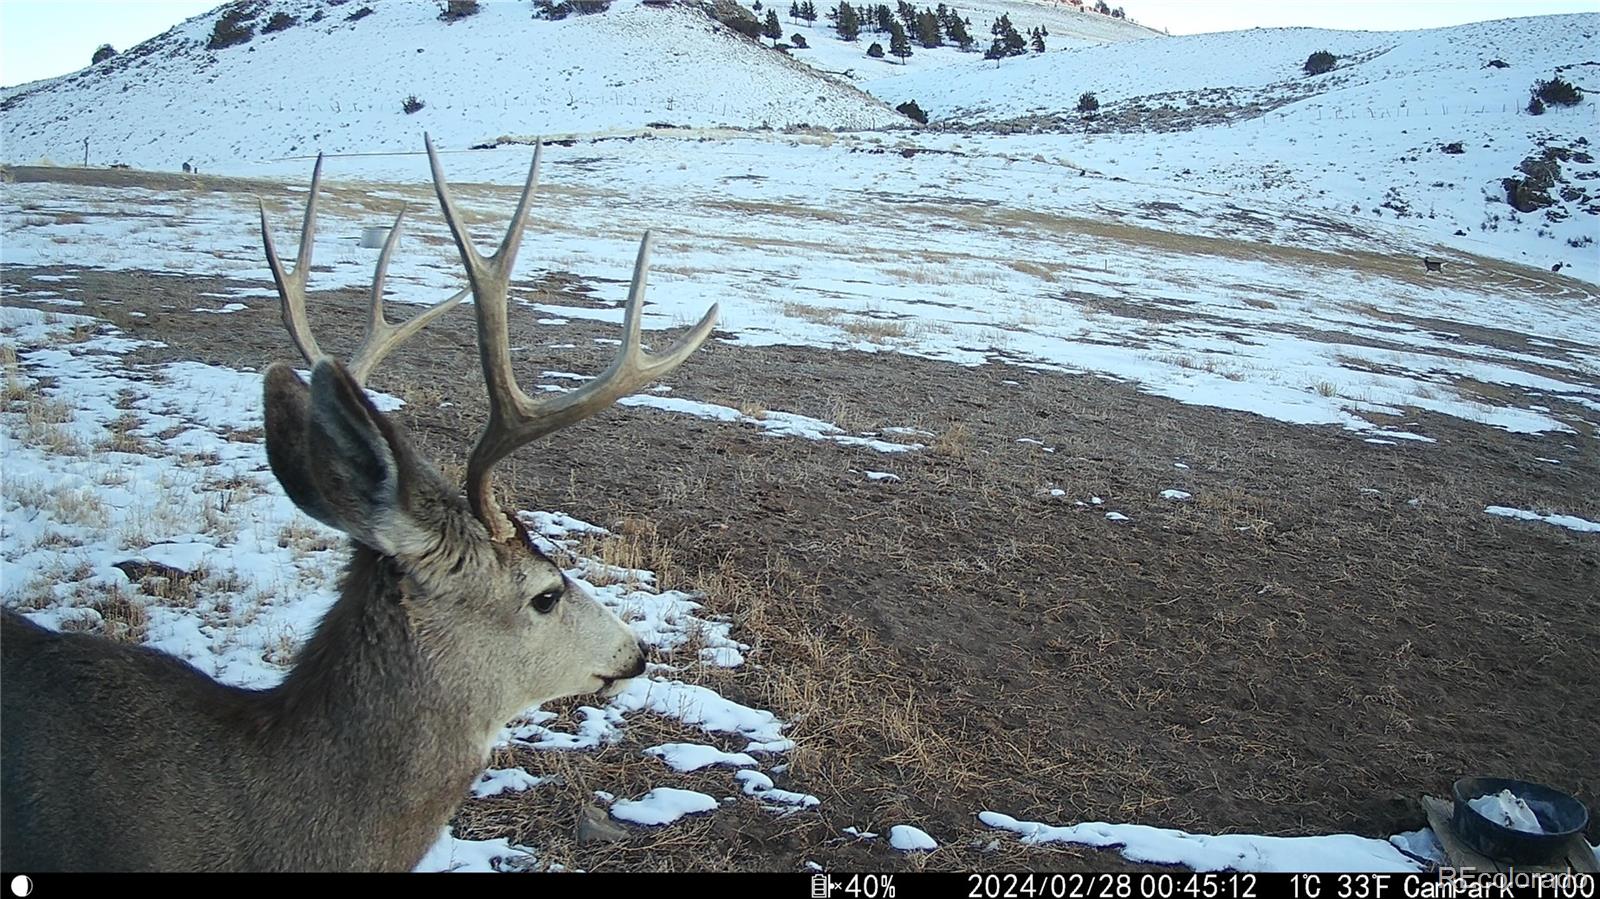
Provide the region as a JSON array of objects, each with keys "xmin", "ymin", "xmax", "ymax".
[{"xmin": 1469, "ymin": 790, "xmax": 1546, "ymax": 834}]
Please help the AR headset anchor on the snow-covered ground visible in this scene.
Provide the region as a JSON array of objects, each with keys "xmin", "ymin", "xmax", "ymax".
[
  {"xmin": 3, "ymin": 210, "xmax": 1593, "ymax": 873},
  {"xmin": 6, "ymin": 136, "xmax": 1597, "ymax": 448},
  {"xmin": 2, "ymin": 0, "xmax": 1597, "ymax": 874}
]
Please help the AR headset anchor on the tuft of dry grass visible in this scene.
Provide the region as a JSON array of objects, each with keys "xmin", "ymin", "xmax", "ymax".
[
  {"xmin": 88, "ymin": 586, "xmax": 148, "ymax": 643},
  {"xmin": 95, "ymin": 412, "xmax": 151, "ymax": 454},
  {"xmin": 16, "ymin": 393, "xmax": 86, "ymax": 454},
  {"xmin": 930, "ymin": 421, "xmax": 971, "ymax": 458},
  {"xmin": 1007, "ymin": 259, "xmax": 1060, "ymax": 282},
  {"xmin": 781, "ymin": 302, "xmax": 840, "ymax": 325},
  {"xmin": 568, "ymin": 516, "xmax": 678, "ymax": 591},
  {"xmin": 842, "ymin": 317, "xmax": 909, "ymax": 341}
]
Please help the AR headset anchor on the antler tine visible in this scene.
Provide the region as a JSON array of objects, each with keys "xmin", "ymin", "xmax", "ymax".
[
  {"xmin": 347, "ymin": 205, "xmax": 469, "ymax": 382},
  {"xmin": 424, "ymin": 137, "xmax": 718, "ymax": 539},
  {"xmin": 261, "ymin": 152, "xmax": 326, "ymax": 367},
  {"xmin": 262, "ymin": 152, "xmax": 466, "ymax": 384}
]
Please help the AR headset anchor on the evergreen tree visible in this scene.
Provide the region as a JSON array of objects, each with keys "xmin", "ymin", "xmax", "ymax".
[
  {"xmin": 834, "ymin": 1, "xmax": 860, "ymax": 40},
  {"xmin": 765, "ymin": 9, "xmax": 783, "ymax": 43},
  {"xmin": 915, "ymin": 9, "xmax": 941, "ymax": 47},
  {"xmin": 1030, "ymin": 26, "xmax": 1045, "ymax": 53},
  {"xmin": 889, "ymin": 19, "xmax": 912, "ymax": 63},
  {"xmin": 875, "ymin": 4, "xmax": 894, "ymax": 33},
  {"xmin": 896, "ymin": 0, "xmax": 916, "ymax": 29},
  {"xmin": 945, "ymin": 13, "xmax": 972, "ymax": 50},
  {"xmin": 988, "ymin": 14, "xmax": 1024, "ymax": 56},
  {"xmin": 790, "ymin": 1, "xmax": 800, "ymax": 22},
  {"xmin": 753, "ymin": 0, "xmax": 763, "ymax": 10},
  {"xmin": 801, "ymin": 0, "xmax": 818, "ymax": 25}
]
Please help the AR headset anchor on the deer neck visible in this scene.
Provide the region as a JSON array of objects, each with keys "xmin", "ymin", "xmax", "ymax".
[{"xmin": 264, "ymin": 544, "xmax": 493, "ymax": 868}]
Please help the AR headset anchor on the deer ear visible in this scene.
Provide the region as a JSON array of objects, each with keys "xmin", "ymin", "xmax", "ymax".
[
  {"xmin": 264, "ymin": 360, "xmax": 432, "ymax": 556},
  {"xmin": 264, "ymin": 362, "xmax": 340, "ymax": 529}
]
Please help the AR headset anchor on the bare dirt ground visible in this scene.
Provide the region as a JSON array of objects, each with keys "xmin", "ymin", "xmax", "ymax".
[{"xmin": 3, "ymin": 240, "xmax": 1595, "ymax": 870}]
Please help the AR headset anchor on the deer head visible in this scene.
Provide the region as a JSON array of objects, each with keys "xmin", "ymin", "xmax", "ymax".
[{"xmin": 259, "ymin": 136, "xmax": 719, "ymax": 724}]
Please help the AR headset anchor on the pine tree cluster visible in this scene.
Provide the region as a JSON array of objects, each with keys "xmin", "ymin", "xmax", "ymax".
[
  {"xmin": 788, "ymin": 1, "xmax": 819, "ymax": 27},
  {"xmin": 982, "ymin": 13, "xmax": 1026, "ymax": 60},
  {"xmin": 827, "ymin": 3, "xmax": 976, "ymax": 53}
]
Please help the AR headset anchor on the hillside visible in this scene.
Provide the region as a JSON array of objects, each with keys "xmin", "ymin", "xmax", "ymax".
[
  {"xmin": 780, "ymin": 0, "xmax": 1159, "ymax": 85},
  {"xmin": 0, "ymin": 0, "xmax": 902, "ymax": 169},
  {"xmin": 884, "ymin": 13, "xmax": 1600, "ymax": 272}
]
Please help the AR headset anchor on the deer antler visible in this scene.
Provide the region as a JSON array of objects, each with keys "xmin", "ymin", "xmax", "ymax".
[
  {"xmin": 423, "ymin": 135, "xmax": 719, "ymax": 541},
  {"xmin": 260, "ymin": 153, "xmax": 468, "ymax": 383}
]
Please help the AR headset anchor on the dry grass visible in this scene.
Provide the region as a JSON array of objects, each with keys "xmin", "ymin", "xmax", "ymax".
[
  {"xmin": 6, "ymin": 369, "xmax": 86, "ymax": 454},
  {"xmin": 1007, "ymin": 259, "xmax": 1060, "ymax": 282},
  {"xmin": 88, "ymin": 586, "xmax": 149, "ymax": 643},
  {"xmin": 930, "ymin": 421, "xmax": 971, "ymax": 458},
  {"xmin": 95, "ymin": 412, "xmax": 152, "ymax": 454},
  {"xmin": 278, "ymin": 519, "xmax": 339, "ymax": 555},
  {"xmin": 567, "ymin": 516, "xmax": 678, "ymax": 591},
  {"xmin": 780, "ymin": 302, "xmax": 840, "ymax": 325},
  {"xmin": 841, "ymin": 317, "xmax": 909, "ymax": 341}
]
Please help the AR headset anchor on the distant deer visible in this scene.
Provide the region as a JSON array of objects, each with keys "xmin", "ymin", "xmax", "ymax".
[
  {"xmin": 1, "ymin": 136, "xmax": 719, "ymax": 871},
  {"xmin": 1422, "ymin": 256, "xmax": 1446, "ymax": 273}
]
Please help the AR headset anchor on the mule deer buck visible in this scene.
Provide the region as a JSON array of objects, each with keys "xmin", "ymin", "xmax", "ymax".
[{"xmin": 1, "ymin": 137, "xmax": 718, "ymax": 871}]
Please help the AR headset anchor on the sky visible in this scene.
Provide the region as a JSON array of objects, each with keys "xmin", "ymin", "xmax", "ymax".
[
  {"xmin": 1, "ymin": 0, "xmax": 218, "ymax": 87},
  {"xmin": 1123, "ymin": 0, "xmax": 1599, "ymax": 34},
  {"xmin": 1, "ymin": 0, "xmax": 1597, "ymax": 86}
]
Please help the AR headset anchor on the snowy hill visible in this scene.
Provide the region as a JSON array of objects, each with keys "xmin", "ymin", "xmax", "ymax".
[
  {"xmin": 0, "ymin": 0, "xmax": 902, "ymax": 169},
  {"xmin": 883, "ymin": 13, "xmax": 1600, "ymax": 270},
  {"xmin": 779, "ymin": 0, "xmax": 1158, "ymax": 87},
  {"xmin": 885, "ymin": 14, "xmax": 1598, "ymax": 127}
]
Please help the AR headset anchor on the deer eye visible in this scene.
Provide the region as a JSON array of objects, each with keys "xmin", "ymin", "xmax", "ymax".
[{"xmin": 530, "ymin": 587, "xmax": 562, "ymax": 615}]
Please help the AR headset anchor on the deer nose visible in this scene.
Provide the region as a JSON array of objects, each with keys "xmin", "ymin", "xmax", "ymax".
[{"xmin": 624, "ymin": 643, "xmax": 648, "ymax": 678}]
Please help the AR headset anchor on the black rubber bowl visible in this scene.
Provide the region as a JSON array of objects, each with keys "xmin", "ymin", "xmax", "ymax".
[{"xmin": 1451, "ymin": 777, "xmax": 1589, "ymax": 865}]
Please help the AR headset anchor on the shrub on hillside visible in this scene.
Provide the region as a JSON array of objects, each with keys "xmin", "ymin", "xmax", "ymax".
[
  {"xmin": 1533, "ymin": 75, "xmax": 1583, "ymax": 107},
  {"xmin": 263, "ymin": 12, "xmax": 297, "ymax": 33},
  {"xmin": 402, "ymin": 95, "xmax": 425, "ymax": 114},
  {"xmin": 346, "ymin": 6, "xmax": 374, "ymax": 22},
  {"xmin": 439, "ymin": 0, "xmax": 480, "ymax": 20},
  {"xmin": 92, "ymin": 44, "xmax": 117, "ymax": 64},
  {"xmin": 1527, "ymin": 95, "xmax": 1546, "ymax": 116},
  {"xmin": 896, "ymin": 100, "xmax": 928, "ymax": 123},
  {"xmin": 867, "ymin": 41, "xmax": 885, "ymax": 58},
  {"xmin": 207, "ymin": 4, "xmax": 258, "ymax": 50},
  {"xmin": 722, "ymin": 15, "xmax": 763, "ymax": 38},
  {"xmin": 1303, "ymin": 50, "xmax": 1336, "ymax": 76},
  {"xmin": 791, "ymin": 32, "xmax": 808, "ymax": 48},
  {"xmin": 1077, "ymin": 91, "xmax": 1099, "ymax": 113}
]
